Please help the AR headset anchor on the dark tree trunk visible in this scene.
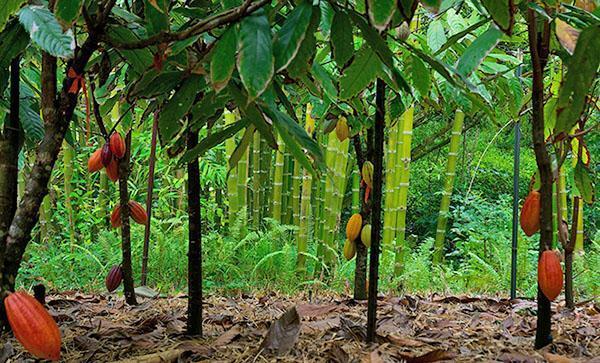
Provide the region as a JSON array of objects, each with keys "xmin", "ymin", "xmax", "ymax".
[
  {"xmin": 187, "ymin": 130, "xmax": 203, "ymax": 336},
  {"xmin": 141, "ymin": 112, "xmax": 159, "ymax": 286},
  {"xmin": 352, "ymin": 136, "xmax": 368, "ymax": 300},
  {"xmin": 367, "ymin": 80, "xmax": 386, "ymax": 342},
  {"xmin": 119, "ymin": 132, "xmax": 137, "ymax": 305}
]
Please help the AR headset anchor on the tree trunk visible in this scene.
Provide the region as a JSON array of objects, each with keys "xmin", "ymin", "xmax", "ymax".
[
  {"xmin": 141, "ymin": 111, "xmax": 158, "ymax": 286},
  {"xmin": 187, "ymin": 130, "xmax": 203, "ymax": 336},
  {"xmin": 119, "ymin": 132, "xmax": 137, "ymax": 305}
]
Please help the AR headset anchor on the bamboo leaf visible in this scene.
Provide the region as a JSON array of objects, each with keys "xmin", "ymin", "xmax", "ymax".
[
  {"xmin": 229, "ymin": 124, "xmax": 255, "ymax": 170},
  {"xmin": 18, "ymin": 5, "xmax": 75, "ymax": 58},
  {"xmin": 273, "ymin": 1, "xmax": 313, "ymax": 72},
  {"xmin": 456, "ymin": 25, "xmax": 503, "ymax": 77},
  {"xmin": 237, "ymin": 9, "xmax": 273, "ymax": 101}
]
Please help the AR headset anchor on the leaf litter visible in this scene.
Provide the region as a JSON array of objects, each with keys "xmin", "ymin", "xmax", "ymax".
[{"xmin": 0, "ymin": 291, "xmax": 598, "ymax": 362}]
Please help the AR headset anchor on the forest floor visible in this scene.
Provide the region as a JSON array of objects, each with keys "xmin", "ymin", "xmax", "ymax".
[{"xmin": 1, "ymin": 291, "xmax": 598, "ymax": 362}]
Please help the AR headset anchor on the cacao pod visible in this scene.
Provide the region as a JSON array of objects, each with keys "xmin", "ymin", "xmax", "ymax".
[
  {"xmin": 105, "ymin": 158, "xmax": 119, "ymax": 182},
  {"xmin": 87, "ymin": 148, "xmax": 103, "ymax": 173},
  {"xmin": 343, "ymin": 239, "xmax": 356, "ymax": 260},
  {"xmin": 346, "ymin": 213, "xmax": 362, "ymax": 242},
  {"xmin": 362, "ymin": 161, "xmax": 374, "ymax": 188},
  {"xmin": 128, "ymin": 200, "xmax": 148, "ymax": 225},
  {"xmin": 538, "ymin": 250, "xmax": 563, "ymax": 301},
  {"xmin": 520, "ymin": 190, "xmax": 541, "ymax": 236},
  {"xmin": 397, "ymin": 22, "xmax": 411, "ymax": 41},
  {"xmin": 361, "ymin": 224, "xmax": 372, "ymax": 248},
  {"xmin": 4, "ymin": 291, "xmax": 61, "ymax": 361},
  {"xmin": 335, "ymin": 116, "xmax": 349, "ymax": 142},
  {"xmin": 109, "ymin": 132, "xmax": 126, "ymax": 159},
  {"xmin": 106, "ymin": 265, "xmax": 123, "ymax": 293},
  {"xmin": 101, "ymin": 143, "xmax": 113, "ymax": 167},
  {"xmin": 110, "ymin": 205, "xmax": 122, "ymax": 228}
]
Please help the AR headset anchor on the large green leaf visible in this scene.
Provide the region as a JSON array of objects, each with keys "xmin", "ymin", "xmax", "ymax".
[
  {"xmin": 54, "ymin": 0, "xmax": 83, "ymax": 29},
  {"xmin": 273, "ymin": 1, "xmax": 312, "ymax": 72},
  {"xmin": 330, "ymin": 9, "xmax": 354, "ymax": 67},
  {"xmin": 107, "ymin": 26, "xmax": 153, "ymax": 75},
  {"xmin": 211, "ymin": 26, "xmax": 237, "ymax": 93},
  {"xmin": 129, "ymin": 70, "xmax": 186, "ymax": 99},
  {"xmin": 456, "ymin": 25, "xmax": 503, "ymax": 77},
  {"xmin": 158, "ymin": 74, "xmax": 204, "ymax": 142},
  {"xmin": 410, "ymin": 54, "xmax": 430, "ymax": 96},
  {"xmin": 555, "ymin": 24, "xmax": 600, "ymax": 134},
  {"xmin": 144, "ymin": 0, "xmax": 169, "ymax": 36},
  {"xmin": 18, "ymin": 5, "xmax": 74, "ymax": 58},
  {"xmin": 339, "ymin": 45, "xmax": 381, "ymax": 100},
  {"xmin": 237, "ymin": 9, "xmax": 273, "ymax": 101},
  {"xmin": 480, "ymin": 0, "xmax": 514, "ymax": 35},
  {"xmin": 434, "ymin": 18, "xmax": 489, "ymax": 56},
  {"xmin": 228, "ymin": 82, "xmax": 277, "ymax": 148},
  {"xmin": 0, "ymin": 0, "xmax": 26, "ymax": 32},
  {"xmin": 0, "ymin": 20, "xmax": 29, "ymax": 69},
  {"xmin": 20, "ymin": 101, "xmax": 44, "ymax": 145},
  {"xmin": 180, "ymin": 118, "xmax": 250, "ymax": 163},
  {"xmin": 287, "ymin": 7, "xmax": 320, "ymax": 79},
  {"xmin": 574, "ymin": 162, "xmax": 594, "ymax": 204},
  {"xmin": 367, "ymin": 0, "xmax": 395, "ymax": 31},
  {"xmin": 427, "ymin": 20, "xmax": 446, "ymax": 53},
  {"xmin": 189, "ymin": 90, "xmax": 231, "ymax": 129}
]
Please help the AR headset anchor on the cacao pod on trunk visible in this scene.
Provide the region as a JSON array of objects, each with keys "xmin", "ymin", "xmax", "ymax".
[
  {"xmin": 87, "ymin": 148, "xmax": 103, "ymax": 173},
  {"xmin": 4, "ymin": 291, "xmax": 61, "ymax": 361},
  {"xmin": 110, "ymin": 205, "xmax": 122, "ymax": 228},
  {"xmin": 128, "ymin": 200, "xmax": 148, "ymax": 225},
  {"xmin": 335, "ymin": 116, "xmax": 349, "ymax": 142},
  {"xmin": 106, "ymin": 265, "xmax": 123, "ymax": 292},
  {"xmin": 361, "ymin": 224, "xmax": 372, "ymax": 248},
  {"xmin": 362, "ymin": 161, "xmax": 374, "ymax": 188},
  {"xmin": 538, "ymin": 250, "xmax": 563, "ymax": 301},
  {"xmin": 101, "ymin": 143, "xmax": 113, "ymax": 167},
  {"xmin": 105, "ymin": 158, "xmax": 119, "ymax": 182},
  {"xmin": 109, "ymin": 132, "xmax": 126, "ymax": 159},
  {"xmin": 343, "ymin": 239, "xmax": 356, "ymax": 260},
  {"xmin": 346, "ymin": 213, "xmax": 362, "ymax": 242},
  {"xmin": 520, "ymin": 190, "xmax": 541, "ymax": 236}
]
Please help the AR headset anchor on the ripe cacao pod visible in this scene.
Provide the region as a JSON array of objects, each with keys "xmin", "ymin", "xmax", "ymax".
[
  {"xmin": 106, "ymin": 265, "xmax": 123, "ymax": 293},
  {"xmin": 538, "ymin": 250, "xmax": 563, "ymax": 301},
  {"xmin": 335, "ymin": 116, "xmax": 349, "ymax": 142},
  {"xmin": 128, "ymin": 200, "xmax": 148, "ymax": 225},
  {"xmin": 361, "ymin": 224, "xmax": 372, "ymax": 248},
  {"xmin": 105, "ymin": 158, "xmax": 119, "ymax": 182},
  {"xmin": 4, "ymin": 291, "xmax": 61, "ymax": 361},
  {"xmin": 343, "ymin": 239, "xmax": 356, "ymax": 261},
  {"xmin": 110, "ymin": 205, "xmax": 122, "ymax": 228},
  {"xmin": 346, "ymin": 213, "xmax": 362, "ymax": 242},
  {"xmin": 362, "ymin": 161, "xmax": 374, "ymax": 188},
  {"xmin": 87, "ymin": 148, "xmax": 103, "ymax": 173},
  {"xmin": 101, "ymin": 143, "xmax": 113, "ymax": 167},
  {"xmin": 109, "ymin": 132, "xmax": 126, "ymax": 159},
  {"xmin": 520, "ymin": 190, "xmax": 541, "ymax": 236}
]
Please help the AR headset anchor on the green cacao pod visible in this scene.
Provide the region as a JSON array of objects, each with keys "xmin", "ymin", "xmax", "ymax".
[
  {"xmin": 343, "ymin": 239, "xmax": 356, "ymax": 260},
  {"xmin": 361, "ymin": 224, "xmax": 372, "ymax": 248},
  {"xmin": 362, "ymin": 161, "xmax": 374, "ymax": 188}
]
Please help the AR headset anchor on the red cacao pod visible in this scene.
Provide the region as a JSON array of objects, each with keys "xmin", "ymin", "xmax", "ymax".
[
  {"xmin": 128, "ymin": 200, "xmax": 148, "ymax": 225},
  {"xmin": 87, "ymin": 148, "xmax": 103, "ymax": 173},
  {"xmin": 105, "ymin": 158, "xmax": 119, "ymax": 182},
  {"xmin": 109, "ymin": 132, "xmax": 126, "ymax": 159},
  {"xmin": 110, "ymin": 205, "xmax": 122, "ymax": 228},
  {"xmin": 101, "ymin": 143, "xmax": 113, "ymax": 167},
  {"xmin": 520, "ymin": 191, "xmax": 541, "ymax": 236},
  {"xmin": 4, "ymin": 291, "xmax": 61, "ymax": 361},
  {"xmin": 538, "ymin": 250, "xmax": 563, "ymax": 301},
  {"xmin": 106, "ymin": 265, "xmax": 123, "ymax": 293}
]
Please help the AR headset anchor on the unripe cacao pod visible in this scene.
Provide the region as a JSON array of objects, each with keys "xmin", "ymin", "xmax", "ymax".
[
  {"xmin": 335, "ymin": 116, "xmax": 349, "ymax": 142},
  {"xmin": 105, "ymin": 158, "xmax": 119, "ymax": 182},
  {"xmin": 346, "ymin": 213, "xmax": 362, "ymax": 242},
  {"xmin": 128, "ymin": 200, "xmax": 148, "ymax": 225},
  {"xmin": 110, "ymin": 205, "xmax": 122, "ymax": 228},
  {"xmin": 520, "ymin": 190, "xmax": 540, "ymax": 236},
  {"xmin": 109, "ymin": 132, "xmax": 126, "ymax": 159},
  {"xmin": 397, "ymin": 22, "xmax": 411, "ymax": 41},
  {"xmin": 343, "ymin": 239, "xmax": 356, "ymax": 261},
  {"xmin": 362, "ymin": 161, "xmax": 374, "ymax": 188},
  {"xmin": 4, "ymin": 291, "xmax": 61, "ymax": 361},
  {"xmin": 87, "ymin": 148, "xmax": 103, "ymax": 173},
  {"xmin": 101, "ymin": 143, "xmax": 113, "ymax": 167},
  {"xmin": 106, "ymin": 265, "xmax": 123, "ymax": 293},
  {"xmin": 361, "ymin": 224, "xmax": 372, "ymax": 248},
  {"xmin": 538, "ymin": 250, "xmax": 563, "ymax": 301}
]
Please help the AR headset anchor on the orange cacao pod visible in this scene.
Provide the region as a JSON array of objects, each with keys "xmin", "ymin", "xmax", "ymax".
[
  {"xmin": 110, "ymin": 205, "xmax": 122, "ymax": 228},
  {"xmin": 106, "ymin": 265, "xmax": 123, "ymax": 293},
  {"xmin": 101, "ymin": 143, "xmax": 113, "ymax": 167},
  {"xmin": 538, "ymin": 250, "xmax": 563, "ymax": 301},
  {"xmin": 520, "ymin": 191, "xmax": 540, "ymax": 236},
  {"xmin": 128, "ymin": 201, "xmax": 148, "ymax": 225},
  {"xmin": 105, "ymin": 158, "xmax": 119, "ymax": 182},
  {"xmin": 346, "ymin": 213, "xmax": 362, "ymax": 242},
  {"xmin": 109, "ymin": 132, "xmax": 126, "ymax": 159},
  {"xmin": 4, "ymin": 291, "xmax": 61, "ymax": 361},
  {"xmin": 87, "ymin": 148, "xmax": 103, "ymax": 173}
]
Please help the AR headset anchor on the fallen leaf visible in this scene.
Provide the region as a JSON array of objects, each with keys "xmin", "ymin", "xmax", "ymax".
[
  {"xmin": 259, "ymin": 306, "xmax": 301, "ymax": 356},
  {"xmin": 0, "ymin": 343, "xmax": 14, "ymax": 363},
  {"xmin": 213, "ymin": 325, "xmax": 242, "ymax": 347},
  {"xmin": 400, "ymin": 349, "xmax": 456, "ymax": 363},
  {"xmin": 296, "ymin": 303, "xmax": 338, "ymax": 318},
  {"xmin": 544, "ymin": 352, "xmax": 576, "ymax": 363}
]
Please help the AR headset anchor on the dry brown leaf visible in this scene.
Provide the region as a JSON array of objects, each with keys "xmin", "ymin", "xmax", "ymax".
[
  {"xmin": 544, "ymin": 352, "xmax": 576, "ymax": 363},
  {"xmin": 386, "ymin": 334, "xmax": 426, "ymax": 347},
  {"xmin": 402, "ymin": 349, "xmax": 456, "ymax": 363},
  {"xmin": 296, "ymin": 303, "xmax": 338, "ymax": 318},
  {"xmin": 259, "ymin": 306, "xmax": 301, "ymax": 356},
  {"xmin": 213, "ymin": 325, "xmax": 242, "ymax": 347},
  {"xmin": 556, "ymin": 19, "xmax": 580, "ymax": 55}
]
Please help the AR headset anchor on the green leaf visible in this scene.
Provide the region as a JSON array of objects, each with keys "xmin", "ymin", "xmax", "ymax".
[
  {"xmin": 107, "ymin": 26, "xmax": 153, "ymax": 75},
  {"xmin": 398, "ymin": 0, "xmax": 418, "ymax": 22},
  {"xmin": 129, "ymin": 70, "xmax": 186, "ymax": 99},
  {"xmin": 158, "ymin": 74, "xmax": 204, "ymax": 142},
  {"xmin": 434, "ymin": 18, "xmax": 489, "ymax": 56},
  {"xmin": 20, "ymin": 101, "xmax": 44, "ymax": 145},
  {"xmin": 189, "ymin": 90, "xmax": 231, "ymax": 129},
  {"xmin": 410, "ymin": 54, "xmax": 430, "ymax": 96},
  {"xmin": 0, "ymin": 20, "xmax": 29, "ymax": 69},
  {"xmin": 574, "ymin": 162, "xmax": 594, "ymax": 204},
  {"xmin": 555, "ymin": 24, "xmax": 600, "ymax": 134},
  {"xmin": 427, "ymin": 20, "xmax": 446, "ymax": 53},
  {"xmin": 330, "ymin": 9, "xmax": 354, "ymax": 67},
  {"xmin": 144, "ymin": 0, "xmax": 169, "ymax": 36},
  {"xmin": 367, "ymin": 0, "xmax": 395, "ymax": 31},
  {"xmin": 287, "ymin": 7, "xmax": 320, "ymax": 79},
  {"xmin": 339, "ymin": 45, "xmax": 381, "ymax": 100},
  {"xmin": 180, "ymin": 118, "xmax": 250, "ymax": 163},
  {"xmin": 211, "ymin": 27, "xmax": 237, "ymax": 93},
  {"xmin": 0, "ymin": 0, "xmax": 26, "ymax": 32},
  {"xmin": 18, "ymin": 5, "xmax": 74, "ymax": 58},
  {"xmin": 480, "ymin": 0, "xmax": 514, "ymax": 35},
  {"xmin": 312, "ymin": 62, "xmax": 337, "ymax": 99},
  {"xmin": 456, "ymin": 25, "xmax": 503, "ymax": 77},
  {"xmin": 273, "ymin": 1, "xmax": 313, "ymax": 72},
  {"xmin": 237, "ymin": 9, "xmax": 273, "ymax": 101},
  {"xmin": 54, "ymin": 0, "xmax": 83, "ymax": 29}
]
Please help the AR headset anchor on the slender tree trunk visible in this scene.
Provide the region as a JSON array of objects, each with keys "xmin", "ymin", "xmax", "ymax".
[
  {"xmin": 141, "ymin": 112, "xmax": 158, "ymax": 286},
  {"xmin": 352, "ymin": 135, "xmax": 367, "ymax": 300},
  {"xmin": 187, "ymin": 130, "xmax": 203, "ymax": 336},
  {"xmin": 119, "ymin": 132, "xmax": 137, "ymax": 305}
]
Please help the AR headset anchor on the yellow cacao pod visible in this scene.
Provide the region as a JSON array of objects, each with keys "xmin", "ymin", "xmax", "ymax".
[
  {"xmin": 362, "ymin": 161, "xmax": 374, "ymax": 188},
  {"xmin": 361, "ymin": 224, "xmax": 372, "ymax": 248},
  {"xmin": 335, "ymin": 116, "xmax": 349, "ymax": 142},
  {"xmin": 343, "ymin": 239, "xmax": 356, "ymax": 261},
  {"xmin": 346, "ymin": 213, "xmax": 362, "ymax": 241}
]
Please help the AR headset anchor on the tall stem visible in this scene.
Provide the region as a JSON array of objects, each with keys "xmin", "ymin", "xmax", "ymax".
[
  {"xmin": 119, "ymin": 132, "xmax": 137, "ymax": 305},
  {"xmin": 141, "ymin": 111, "xmax": 158, "ymax": 286},
  {"xmin": 187, "ymin": 130, "xmax": 203, "ymax": 336}
]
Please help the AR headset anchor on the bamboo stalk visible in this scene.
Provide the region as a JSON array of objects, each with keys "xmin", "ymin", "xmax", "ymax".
[
  {"xmin": 352, "ymin": 167, "xmax": 360, "ymax": 214},
  {"xmin": 259, "ymin": 137, "xmax": 272, "ymax": 220},
  {"xmin": 236, "ymin": 137, "xmax": 248, "ymax": 222},
  {"xmin": 224, "ymin": 110, "xmax": 238, "ymax": 227},
  {"xmin": 252, "ymin": 131, "xmax": 261, "ymax": 228},
  {"xmin": 296, "ymin": 171, "xmax": 312, "ymax": 274},
  {"xmin": 281, "ymin": 152, "xmax": 292, "ymax": 224},
  {"xmin": 291, "ymin": 160, "xmax": 301, "ymax": 229},
  {"xmin": 382, "ymin": 109, "xmax": 401, "ymax": 247},
  {"xmin": 574, "ymin": 198, "xmax": 583, "ymax": 251},
  {"xmin": 272, "ymin": 137, "xmax": 285, "ymax": 223}
]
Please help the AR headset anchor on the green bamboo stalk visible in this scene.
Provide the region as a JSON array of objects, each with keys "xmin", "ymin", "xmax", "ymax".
[
  {"xmin": 281, "ymin": 152, "xmax": 292, "ymax": 224},
  {"xmin": 39, "ymin": 195, "xmax": 52, "ymax": 243},
  {"xmin": 272, "ymin": 137, "xmax": 285, "ymax": 223},
  {"xmin": 237, "ymin": 142, "xmax": 248, "ymax": 222},
  {"xmin": 382, "ymin": 110, "xmax": 401, "ymax": 247},
  {"xmin": 259, "ymin": 137, "xmax": 272, "ymax": 220},
  {"xmin": 559, "ymin": 166, "xmax": 567, "ymax": 222},
  {"xmin": 252, "ymin": 132, "xmax": 261, "ymax": 228},
  {"xmin": 224, "ymin": 111, "xmax": 238, "ymax": 227},
  {"xmin": 296, "ymin": 171, "xmax": 313, "ymax": 273},
  {"xmin": 574, "ymin": 198, "xmax": 584, "ymax": 251},
  {"xmin": 63, "ymin": 142, "xmax": 76, "ymax": 249},
  {"xmin": 433, "ymin": 110, "xmax": 465, "ymax": 265},
  {"xmin": 291, "ymin": 160, "xmax": 301, "ymax": 228},
  {"xmin": 351, "ymin": 167, "xmax": 360, "ymax": 214}
]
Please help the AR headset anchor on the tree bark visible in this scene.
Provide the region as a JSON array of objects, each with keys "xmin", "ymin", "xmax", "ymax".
[
  {"xmin": 187, "ymin": 130, "xmax": 203, "ymax": 336},
  {"xmin": 119, "ymin": 132, "xmax": 137, "ymax": 305},
  {"xmin": 141, "ymin": 111, "xmax": 159, "ymax": 286}
]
